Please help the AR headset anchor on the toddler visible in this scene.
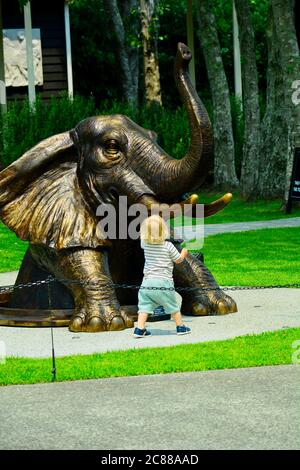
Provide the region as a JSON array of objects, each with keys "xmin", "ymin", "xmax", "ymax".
[{"xmin": 133, "ymin": 215, "xmax": 191, "ymax": 338}]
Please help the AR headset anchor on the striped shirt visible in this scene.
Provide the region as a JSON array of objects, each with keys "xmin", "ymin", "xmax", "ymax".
[{"xmin": 141, "ymin": 240, "xmax": 181, "ymax": 281}]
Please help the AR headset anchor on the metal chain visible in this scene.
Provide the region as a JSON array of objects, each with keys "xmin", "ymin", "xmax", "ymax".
[{"xmin": 0, "ymin": 276, "xmax": 299, "ymax": 294}]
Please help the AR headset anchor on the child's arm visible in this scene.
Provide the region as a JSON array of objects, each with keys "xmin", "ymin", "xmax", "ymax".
[
  {"xmin": 174, "ymin": 248, "xmax": 189, "ymax": 264},
  {"xmin": 166, "ymin": 242, "xmax": 189, "ymax": 264}
]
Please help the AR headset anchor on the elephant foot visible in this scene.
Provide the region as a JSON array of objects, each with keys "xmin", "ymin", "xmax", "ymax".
[
  {"xmin": 69, "ymin": 311, "xmax": 87, "ymax": 332},
  {"xmin": 119, "ymin": 310, "xmax": 135, "ymax": 329},
  {"xmin": 104, "ymin": 306, "xmax": 134, "ymax": 331},
  {"xmin": 207, "ymin": 291, "xmax": 238, "ymax": 315},
  {"xmin": 191, "ymin": 302, "xmax": 210, "ymax": 316},
  {"xmin": 68, "ymin": 305, "xmax": 134, "ymax": 333},
  {"xmin": 69, "ymin": 309, "xmax": 106, "ymax": 333},
  {"xmin": 187, "ymin": 291, "xmax": 237, "ymax": 316},
  {"xmin": 85, "ymin": 315, "xmax": 107, "ymax": 333}
]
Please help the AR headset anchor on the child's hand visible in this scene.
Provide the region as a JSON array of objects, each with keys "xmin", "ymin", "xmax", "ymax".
[{"xmin": 174, "ymin": 247, "xmax": 189, "ymax": 264}]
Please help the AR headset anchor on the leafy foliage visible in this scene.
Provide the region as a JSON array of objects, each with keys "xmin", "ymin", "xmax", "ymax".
[
  {"xmin": 0, "ymin": 94, "xmax": 97, "ymax": 167},
  {"xmin": 2, "ymin": 0, "xmax": 273, "ymax": 188},
  {"xmin": 69, "ymin": 0, "xmax": 129, "ymax": 101},
  {"xmin": 68, "ymin": 0, "xmax": 269, "ymax": 105},
  {"xmin": 0, "ymin": 91, "xmax": 245, "ymax": 175},
  {"xmin": 18, "ymin": 0, "xmax": 30, "ymax": 7},
  {"xmin": 0, "ymin": 94, "xmax": 191, "ymax": 167}
]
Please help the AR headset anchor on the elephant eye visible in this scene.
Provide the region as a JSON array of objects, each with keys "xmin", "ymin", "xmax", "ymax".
[{"xmin": 104, "ymin": 139, "xmax": 119, "ymax": 154}]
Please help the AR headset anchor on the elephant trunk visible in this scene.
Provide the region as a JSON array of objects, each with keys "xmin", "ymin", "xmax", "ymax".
[
  {"xmin": 144, "ymin": 43, "xmax": 213, "ymax": 199},
  {"xmin": 173, "ymin": 43, "xmax": 213, "ymax": 189},
  {"xmin": 86, "ymin": 164, "xmax": 232, "ymax": 219}
]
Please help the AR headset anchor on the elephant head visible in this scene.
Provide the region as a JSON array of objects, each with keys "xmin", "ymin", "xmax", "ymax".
[{"xmin": 0, "ymin": 43, "xmax": 231, "ymax": 250}]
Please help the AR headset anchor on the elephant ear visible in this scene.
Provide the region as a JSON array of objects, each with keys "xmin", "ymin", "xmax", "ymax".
[{"xmin": 0, "ymin": 132, "xmax": 109, "ymax": 249}]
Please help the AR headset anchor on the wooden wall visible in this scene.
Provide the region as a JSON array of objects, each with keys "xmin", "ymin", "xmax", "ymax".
[{"xmin": 2, "ymin": 0, "xmax": 68, "ymax": 101}]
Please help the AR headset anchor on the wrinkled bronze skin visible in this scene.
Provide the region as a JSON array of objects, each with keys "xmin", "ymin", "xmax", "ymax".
[{"xmin": 0, "ymin": 43, "xmax": 237, "ymax": 333}]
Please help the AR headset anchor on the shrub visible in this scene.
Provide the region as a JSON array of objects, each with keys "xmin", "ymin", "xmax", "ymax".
[
  {"xmin": 0, "ymin": 94, "xmax": 244, "ymax": 170},
  {"xmin": 0, "ymin": 94, "xmax": 97, "ymax": 167},
  {"xmin": 0, "ymin": 95, "xmax": 192, "ymax": 167}
]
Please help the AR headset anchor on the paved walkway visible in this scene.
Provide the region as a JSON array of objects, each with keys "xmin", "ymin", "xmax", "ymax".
[
  {"xmin": 1, "ymin": 288, "xmax": 299, "ymax": 358},
  {"xmin": 0, "ymin": 365, "xmax": 299, "ymax": 450},
  {"xmin": 173, "ymin": 216, "xmax": 300, "ymax": 240},
  {"xmin": 205, "ymin": 216, "xmax": 300, "ymax": 234},
  {"xmin": 0, "ymin": 271, "xmax": 18, "ymax": 286}
]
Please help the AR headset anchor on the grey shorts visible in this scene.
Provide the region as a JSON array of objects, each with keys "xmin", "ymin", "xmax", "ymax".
[{"xmin": 138, "ymin": 278, "xmax": 182, "ymax": 315}]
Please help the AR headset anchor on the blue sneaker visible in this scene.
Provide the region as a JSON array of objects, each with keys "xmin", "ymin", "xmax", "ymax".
[
  {"xmin": 176, "ymin": 325, "xmax": 191, "ymax": 335},
  {"xmin": 133, "ymin": 327, "xmax": 152, "ymax": 338}
]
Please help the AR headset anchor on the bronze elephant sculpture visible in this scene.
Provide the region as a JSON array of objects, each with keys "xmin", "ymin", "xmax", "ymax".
[{"xmin": 0, "ymin": 43, "xmax": 237, "ymax": 333}]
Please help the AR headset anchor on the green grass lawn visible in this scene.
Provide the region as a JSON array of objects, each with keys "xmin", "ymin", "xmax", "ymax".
[
  {"xmin": 0, "ymin": 224, "xmax": 299, "ymax": 287},
  {"xmin": 199, "ymin": 191, "xmax": 300, "ymax": 224},
  {"xmin": 0, "ymin": 223, "xmax": 28, "ymax": 272},
  {"xmin": 0, "ymin": 327, "xmax": 299, "ymax": 386},
  {"xmin": 172, "ymin": 190, "xmax": 300, "ymax": 226},
  {"xmin": 187, "ymin": 226, "xmax": 300, "ymax": 286}
]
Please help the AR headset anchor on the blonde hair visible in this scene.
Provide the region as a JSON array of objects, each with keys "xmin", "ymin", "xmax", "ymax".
[{"xmin": 140, "ymin": 215, "xmax": 169, "ymax": 244}]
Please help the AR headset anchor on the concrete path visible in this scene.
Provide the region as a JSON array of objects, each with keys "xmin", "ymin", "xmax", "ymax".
[
  {"xmin": 173, "ymin": 216, "xmax": 300, "ymax": 240},
  {"xmin": 0, "ymin": 288, "xmax": 299, "ymax": 358},
  {"xmin": 205, "ymin": 216, "xmax": 300, "ymax": 235},
  {"xmin": 0, "ymin": 270, "xmax": 18, "ymax": 287},
  {"xmin": 0, "ymin": 365, "xmax": 299, "ymax": 450}
]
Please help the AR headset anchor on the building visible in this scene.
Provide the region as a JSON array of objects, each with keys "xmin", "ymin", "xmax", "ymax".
[{"xmin": 0, "ymin": 0, "xmax": 73, "ymax": 106}]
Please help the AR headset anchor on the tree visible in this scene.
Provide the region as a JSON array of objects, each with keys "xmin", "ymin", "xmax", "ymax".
[
  {"xmin": 195, "ymin": 0, "xmax": 239, "ymax": 189},
  {"xmin": 234, "ymin": 0, "xmax": 260, "ymax": 199},
  {"xmin": 104, "ymin": 0, "xmax": 139, "ymax": 104},
  {"xmin": 70, "ymin": 0, "xmax": 123, "ymax": 101},
  {"xmin": 139, "ymin": 0, "xmax": 162, "ymax": 106},
  {"xmin": 0, "ymin": 0, "xmax": 6, "ymax": 115},
  {"xmin": 257, "ymin": 0, "xmax": 300, "ymax": 200}
]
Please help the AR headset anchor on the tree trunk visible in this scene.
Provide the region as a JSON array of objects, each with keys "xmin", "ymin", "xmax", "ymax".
[
  {"xmin": 234, "ymin": 0, "xmax": 260, "ymax": 199},
  {"xmin": 257, "ymin": 0, "xmax": 300, "ymax": 200},
  {"xmin": 196, "ymin": 0, "xmax": 239, "ymax": 189},
  {"xmin": 0, "ymin": 0, "xmax": 6, "ymax": 170},
  {"xmin": 139, "ymin": 0, "xmax": 162, "ymax": 106},
  {"xmin": 0, "ymin": 0, "xmax": 6, "ymax": 115},
  {"xmin": 119, "ymin": 0, "xmax": 140, "ymax": 103},
  {"xmin": 104, "ymin": 0, "xmax": 139, "ymax": 104}
]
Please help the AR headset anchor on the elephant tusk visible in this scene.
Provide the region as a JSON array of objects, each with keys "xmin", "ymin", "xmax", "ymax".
[
  {"xmin": 181, "ymin": 193, "xmax": 199, "ymax": 206},
  {"xmin": 203, "ymin": 193, "xmax": 232, "ymax": 217},
  {"xmin": 138, "ymin": 193, "xmax": 232, "ymax": 219},
  {"xmin": 176, "ymin": 192, "xmax": 233, "ymax": 218}
]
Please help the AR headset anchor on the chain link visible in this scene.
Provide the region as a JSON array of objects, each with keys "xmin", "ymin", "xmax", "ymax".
[{"xmin": 0, "ymin": 276, "xmax": 299, "ymax": 294}]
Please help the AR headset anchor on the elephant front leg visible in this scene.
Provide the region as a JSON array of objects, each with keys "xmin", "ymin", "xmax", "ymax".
[
  {"xmin": 174, "ymin": 253, "xmax": 237, "ymax": 316},
  {"xmin": 58, "ymin": 248, "xmax": 134, "ymax": 332}
]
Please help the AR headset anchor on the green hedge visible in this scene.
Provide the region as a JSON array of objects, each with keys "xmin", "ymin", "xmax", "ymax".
[
  {"xmin": 0, "ymin": 94, "xmax": 244, "ymax": 170},
  {"xmin": 0, "ymin": 95, "xmax": 190, "ymax": 168}
]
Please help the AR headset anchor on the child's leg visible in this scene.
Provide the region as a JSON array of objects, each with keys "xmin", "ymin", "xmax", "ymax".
[
  {"xmin": 137, "ymin": 312, "xmax": 149, "ymax": 330},
  {"xmin": 171, "ymin": 311, "xmax": 184, "ymax": 327},
  {"xmin": 171, "ymin": 311, "xmax": 191, "ymax": 335}
]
